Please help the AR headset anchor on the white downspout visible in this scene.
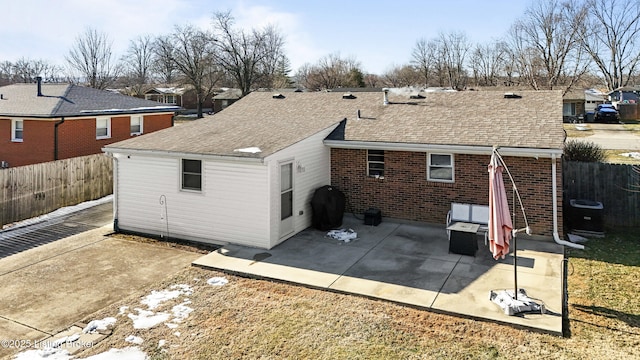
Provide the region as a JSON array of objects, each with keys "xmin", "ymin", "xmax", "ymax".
[{"xmin": 552, "ymin": 154, "xmax": 584, "ymax": 249}]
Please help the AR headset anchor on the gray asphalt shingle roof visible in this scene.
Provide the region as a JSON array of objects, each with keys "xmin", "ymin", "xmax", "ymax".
[
  {"xmin": 104, "ymin": 90, "xmax": 565, "ymax": 159},
  {"xmin": 0, "ymin": 83, "xmax": 180, "ymax": 118}
]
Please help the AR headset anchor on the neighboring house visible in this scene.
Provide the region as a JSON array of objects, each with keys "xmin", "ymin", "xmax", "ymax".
[
  {"xmin": 144, "ymin": 87, "xmax": 184, "ymax": 106},
  {"xmin": 212, "ymin": 89, "xmax": 242, "ymax": 113},
  {"xmin": 0, "ymin": 78, "xmax": 179, "ymax": 167},
  {"xmin": 562, "ymin": 90, "xmax": 586, "ymax": 122},
  {"xmin": 104, "ymin": 90, "xmax": 566, "ymax": 249}
]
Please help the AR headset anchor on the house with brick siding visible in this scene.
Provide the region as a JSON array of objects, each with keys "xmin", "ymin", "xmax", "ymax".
[
  {"xmin": 103, "ymin": 89, "xmax": 566, "ymax": 249},
  {"xmin": 0, "ymin": 79, "xmax": 179, "ymax": 167}
]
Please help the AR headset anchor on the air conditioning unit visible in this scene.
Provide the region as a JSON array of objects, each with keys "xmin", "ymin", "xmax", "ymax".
[{"xmin": 0, "ymin": 161, "xmax": 9, "ymax": 168}]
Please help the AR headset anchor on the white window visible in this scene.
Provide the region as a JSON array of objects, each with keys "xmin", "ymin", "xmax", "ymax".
[
  {"xmin": 367, "ymin": 150, "xmax": 384, "ymax": 178},
  {"xmin": 165, "ymin": 95, "xmax": 176, "ymax": 104},
  {"xmin": 182, "ymin": 159, "xmax": 202, "ymax": 191},
  {"xmin": 11, "ymin": 119, "xmax": 23, "ymax": 142},
  {"xmin": 563, "ymin": 103, "xmax": 576, "ymax": 116},
  {"xmin": 428, "ymin": 153, "xmax": 454, "ymax": 182},
  {"xmin": 96, "ymin": 117, "xmax": 111, "ymax": 139},
  {"xmin": 130, "ymin": 115, "xmax": 143, "ymax": 135}
]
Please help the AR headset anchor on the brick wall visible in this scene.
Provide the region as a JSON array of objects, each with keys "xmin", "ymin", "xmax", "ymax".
[
  {"xmin": 331, "ymin": 148, "xmax": 562, "ymax": 237},
  {"xmin": 0, "ymin": 113, "xmax": 173, "ymax": 167}
]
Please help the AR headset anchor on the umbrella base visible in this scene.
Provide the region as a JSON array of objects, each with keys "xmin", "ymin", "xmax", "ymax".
[{"xmin": 489, "ymin": 289, "xmax": 545, "ymax": 316}]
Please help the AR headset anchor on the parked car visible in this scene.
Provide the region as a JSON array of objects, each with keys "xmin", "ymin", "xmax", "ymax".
[{"xmin": 594, "ymin": 104, "xmax": 620, "ymax": 123}]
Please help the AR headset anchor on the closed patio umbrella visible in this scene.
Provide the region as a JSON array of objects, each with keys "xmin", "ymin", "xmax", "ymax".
[
  {"xmin": 488, "ymin": 147, "xmax": 542, "ymax": 315},
  {"xmin": 488, "ymin": 150, "xmax": 513, "ymax": 260}
]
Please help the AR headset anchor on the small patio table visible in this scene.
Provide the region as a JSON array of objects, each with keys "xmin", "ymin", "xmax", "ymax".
[{"xmin": 446, "ymin": 222, "xmax": 480, "ymax": 256}]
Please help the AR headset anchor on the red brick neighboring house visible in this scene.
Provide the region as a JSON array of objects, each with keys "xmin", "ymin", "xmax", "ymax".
[{"xmin": 0, "ymin": 80, "xmax": 179, "ymax": 167}]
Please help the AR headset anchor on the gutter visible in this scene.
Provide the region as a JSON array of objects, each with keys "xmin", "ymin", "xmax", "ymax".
[
  {"xmin": 551, "ymin": 153, "xmax": 584, "ymax": 249},
  {"xmin": 54, "ymin": 117, "xmax": 65, "ymax": 160},
  {"xmin": 102, "ymin": 147, "xmax": 265, "ymax": 164},
  {"xmin": 324, "ymin": 140, "xmax": 563, "ymax": 159},
  {"xmin": 105, "ymin": 152, "xmax": 120, "ymax": 232}
]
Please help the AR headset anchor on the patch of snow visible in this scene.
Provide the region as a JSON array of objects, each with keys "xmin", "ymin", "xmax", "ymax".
[
  {"xmin": 620, "ymin": 152, "xmax": 640, "ymax": 160},
  {"xmin": 13, "ymin": 348, "xmax": 72, "ymax": 360},
  {"xmin": 118, "ymin": 306, "xmax": 129, "ymax": 316},
  {"xmin": 140, "ymin": 284, "xmax": 192, "ymax": 310},
  {"xmin": 124, "ymin": 335, "xmax": 144, "ymax": 345},
  {"xmin": 158, "ymin": 340, "xmax": 166, "ymax": 348},
  {"xmin": 233, "ymin": 147, "xmax": 262, "ymax": 154},
  {"xmin": 171, "ymin": 301, "xmax": 194, "ymax": 322},
  {"xmin": 81, "ymin": 346, "xmax": 147, "ymax": 360},
  {"xmin": 207, "ymin": 277, "xmax": 228, "ymax": 286},
  {"xmin": 83, "ymin": 317, "xmax": 117, "ymax": 334},
  {"xmin": 166, "ymin": 322, "xmax": 178, "ymax": 329},
  {"xmin": 128, "ymin": 308, "xmax": 170, "ymax": 329},
  {"xmin": 174, "ymin": 332, "xmax": 181, "ymax": 337},
  {"xmin": 1, "ymin": 195, "xmax": 112, "ymax": 232}
]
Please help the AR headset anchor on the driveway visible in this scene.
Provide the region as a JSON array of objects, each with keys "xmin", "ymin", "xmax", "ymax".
[
  {"xmin": 583, "ymin": 123, "xmax": 640, "ymax": 150},
  {"xmin": 0, "ymin": 204, "xmax": 200, "ymax": 359}
]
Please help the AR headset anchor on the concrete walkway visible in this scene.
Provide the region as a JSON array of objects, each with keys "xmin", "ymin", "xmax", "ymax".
[
  {"xmin": 194, "ymin": 215, "xmax": 565, "ymax": 335},
  {"xmin": 0, "ymin": 203, "xmax": 200, "ymax": 359}
]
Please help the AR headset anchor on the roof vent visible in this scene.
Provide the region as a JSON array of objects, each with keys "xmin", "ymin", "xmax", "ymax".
[
  {"xmin": 382, "ymin": 88, "xmax": 389, "ymax": 105},
  {"xmin": 36, "ymin": 76, "xmax": 43, "ymax": 97},
  {"xmin": 272, "ymin": 93, "xmax": 285, "ymax": 99},
  {"xmin": 342, "ymin": 93, "xmax": 356, "ymax": 99},
  {"xmin": 504, "ymin": 92, "xmax": 522, "ymax": 99},
  {"xmin": 409, "ymin": 94, "xmax": 425, "ymax": 99}
]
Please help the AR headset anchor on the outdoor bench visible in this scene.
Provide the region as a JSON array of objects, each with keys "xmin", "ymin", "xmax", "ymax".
[{"xmin": 445, "ymin": 203, "xmax": 490, "ymax": 250}]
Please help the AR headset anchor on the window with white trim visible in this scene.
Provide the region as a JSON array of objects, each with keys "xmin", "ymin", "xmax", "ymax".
[
  {"xmin": 182, "ymin": 159, "xmax": 202, "ymax": 191},
  {"xmin": 11, "ymin": 119, "xmax": 23, "ymax": 142},
  {"xmin": 367, "ymin": 150, "xmax": 384, "ymax": 178},
  {"xmin": 130, "ymin": 115, "xmax": 143, "ymax": 135},
  {"xmin": 96, "ymin": 117, "xmax": 111, "ymax": 139},
  {"xmin": 427, "ymin": 153, "xmax": 454, "ymax": 182}
]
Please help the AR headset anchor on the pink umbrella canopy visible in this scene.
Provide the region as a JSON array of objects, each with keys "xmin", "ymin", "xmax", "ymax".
[{"xmin": 488, "ymin": 151, "xmax": 513, "ymax": 260}]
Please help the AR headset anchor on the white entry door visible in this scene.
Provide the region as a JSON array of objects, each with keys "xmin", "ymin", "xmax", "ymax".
[{"xmin": 279, "ymin": 161, "xmax": 294, "ymax": 237}]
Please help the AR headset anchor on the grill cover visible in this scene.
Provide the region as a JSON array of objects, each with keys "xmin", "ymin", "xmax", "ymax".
[{"xmin": 311, "ymin": 185, "xmax": 345, "ymax": 231}]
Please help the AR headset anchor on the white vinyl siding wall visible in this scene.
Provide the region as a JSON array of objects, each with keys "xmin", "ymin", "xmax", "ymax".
[
  {"xmin": 115, "ymin": 154, "xmax": 269, "ymax": 247},
  {"xmin": 265, "ymin": 124, "xmax": 338, "ymax": 248}
]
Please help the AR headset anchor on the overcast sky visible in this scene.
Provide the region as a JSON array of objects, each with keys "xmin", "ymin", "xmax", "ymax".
[{"xmin": 1, "ymin": 0, "xmax": 531, "ymax": 75}]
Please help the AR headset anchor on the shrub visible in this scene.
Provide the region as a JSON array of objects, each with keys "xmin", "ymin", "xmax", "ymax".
[{"xmin": 564, "ymin": 140, "xmax": 606, "ymax": 162}]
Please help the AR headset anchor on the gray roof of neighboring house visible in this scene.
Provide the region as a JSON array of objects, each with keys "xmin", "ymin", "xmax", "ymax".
[
  {"xmin": 0, "ymin": 83, "xmax": 180, "ymax": 118},
  {"xmin": 104, "ymin": 90, "xmax": 565, "ymax": 159},
  {"xmin": 213, "ymin": 89, "xmax": 242, "ymax": 100}
]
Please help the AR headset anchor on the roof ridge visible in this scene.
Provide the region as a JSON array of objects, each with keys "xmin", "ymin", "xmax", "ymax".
[{"xmin": 50, "ymin": 84, "xmax": 73, "ymax": 116}]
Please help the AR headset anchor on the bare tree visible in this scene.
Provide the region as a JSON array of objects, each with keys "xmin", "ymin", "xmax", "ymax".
[
  {"xmin": 582, "ymin": 0, "xmax": 640, "ymax": 91},
  {"xmin": 437, "ymin": 31, "xmax": 471, "ymax": 90},
  {"xmin": 212, "ymin": 11, "xmax": 288, "ymax": 95},
  {"xmin": 121, "ymin": 35, "xmax": 155, "ymax": 96},
  {"xmin": 469, "ymin": 41, "xmax": 507, "ymax": 87},
  {"xmin": 411, "ymin": 38, "xmax": 438, "ymax": 87},
  {"xmin": 65, "ymin": 28, "xmax": 121, "ymax": 89},
  {"xmin": 152, "ymin": 35, "xmax": 178, "ymax": 84},
  {"xmin": 296, "ymin": 53, "xmax": 365, "ymax": 90},
  {"xmin": 168, "ymin": 25, "xmax": 221, "ymax": 118},
  {"xmin": 507, "ymin": 0, "xmax": 589, "ymax": 94},
  {"xmin": 381, "ymin": 64, "xmax": 420, "ymax": 87}
]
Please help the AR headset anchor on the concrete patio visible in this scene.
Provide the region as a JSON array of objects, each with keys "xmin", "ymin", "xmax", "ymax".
[{"xmin": 193, "ymin": 215, "xmax": 565, "ymax": 335}]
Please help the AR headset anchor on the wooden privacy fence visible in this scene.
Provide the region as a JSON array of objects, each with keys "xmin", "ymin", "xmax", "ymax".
[
  {"xmin": 0, "ymin": 154, "xmax": 113, "ymax": 227},
  {"xmin": 563, "ymin": 160, "xmax": 640, "ymax": 228}
]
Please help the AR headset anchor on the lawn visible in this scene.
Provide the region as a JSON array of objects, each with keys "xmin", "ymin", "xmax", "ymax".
[{"xmin": 51, "ymin": 230, "xmax": 640, "ymax": 360}]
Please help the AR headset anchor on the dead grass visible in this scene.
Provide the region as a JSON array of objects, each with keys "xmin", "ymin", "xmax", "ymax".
[
  {"xmin": 563, "ymin": 124, "xmax": 593, "ymax": 138},
  {"xmin": 604, "ymin": 150, "xmax": 640, "ymax": 164},
  {"xmin": 60, "ymin": 231, "xmax": 640, "ymax": 360}
]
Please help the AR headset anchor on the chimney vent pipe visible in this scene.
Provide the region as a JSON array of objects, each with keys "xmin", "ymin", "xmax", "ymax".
[
  {"xmin": 36, "ymin": 76, "xmax": 43, "ymax": 97},
  {"xmin": 382, "ymin": 88, "xmax": 389, "ymax": 105}
]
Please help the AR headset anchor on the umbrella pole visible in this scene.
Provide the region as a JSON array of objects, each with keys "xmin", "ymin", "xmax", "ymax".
[{"xmin": 512, "ymin": 185, "xmax": 518, "ymax": 300}]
